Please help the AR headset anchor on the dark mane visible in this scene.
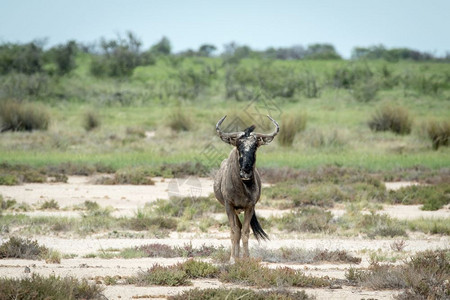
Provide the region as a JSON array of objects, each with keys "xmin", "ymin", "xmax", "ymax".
[{"xmin": 243, "ymin": 125, "xmax": 256, "ymax": 137}]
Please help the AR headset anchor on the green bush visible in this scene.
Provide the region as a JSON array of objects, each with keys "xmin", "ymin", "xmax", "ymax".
[
  {"xmin": 0, "ymin": 101, "xmax": 50, "ymax": 132},
  {"xmin": 368, "ymin": 105, "xmax": 412, "ymax": 135},
  {"xmin": 425, "ymin": 120, "xmax": 449, "ymax": 150},
  {"xmin": 0, "ymin": 42, "xmax": 43, "ymax": 75}
]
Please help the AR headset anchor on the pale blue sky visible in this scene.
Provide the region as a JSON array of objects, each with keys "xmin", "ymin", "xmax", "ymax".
[{"xmin": 1, "ymin": 0, "xmax": 449, "ymax": 57}]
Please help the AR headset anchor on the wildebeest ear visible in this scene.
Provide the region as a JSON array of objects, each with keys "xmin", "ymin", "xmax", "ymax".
[
  {"xmin": 220, "ymin": 136, "xmax": 239, "ymax": 146},
  {"xmin": 256, "ymin": 136, "xmax": 275, "ymax": 146}
]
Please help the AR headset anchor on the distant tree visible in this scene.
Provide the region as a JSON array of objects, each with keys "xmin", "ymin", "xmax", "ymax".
[
  {"xmin": 0, "ymin": 42, "xmax": 44, "ymax": 74},
  {"xmin": 90, "ymin": 31, "xmax": 153, "ymax": 77},
  {"xmin": 198, "ymin": 44, "xmax": 217, "ymax": 57},
  {"xmin": 305, "ymin": 43, "xmax": 341, "ymax": 60},
  {"xmin": 222, "ymin": 42, "xmax": 253, "ymax": 64},
  {"xmin": 150, "ymin": 36, "xmax": 171, "ymax": 55},
  {"xmin": 50, "ymin": 40, "xmax": 78, "ymax": 75},
  {"xmin": 352, "ymin": 44, "xmax": 435, "ymax": 61}
]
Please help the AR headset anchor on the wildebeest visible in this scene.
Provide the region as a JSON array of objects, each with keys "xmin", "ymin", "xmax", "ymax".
[{"xmin": 214, "ymin": 115, "xmax": 279, "ymax": 262}]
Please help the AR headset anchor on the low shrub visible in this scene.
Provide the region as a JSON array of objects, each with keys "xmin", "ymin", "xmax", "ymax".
[
  {"xmin": 368, "ymin": 105, "xmax": 412, "ymax": 135},
  {"xmin": 0, "ymin": 101, "xmax": 50, "ymax": 132},
  {"xmin": 220, "ymin": 258, "xmax": 329, "ymax": 288},
  {"xmin": 0, "ymin": 237, "xmax": 49, "ymax": 259},
  {"xmin": 388, "ymin": 183, "xmax": 450, "ymax": 210},
  {"xmin": 0, "ymin": 274, "xmax": 104, "ymax": 300},
  {"xmin": 129, "ymin": 259, "xmax": 218, "ymax": 286},
  {"xmin": 169, "ymin": 288, "xmax": 314, "ymax": 300},
  {"xmin": 40, "ymin": 199, "xmax": 60, "ymax": 210},
  {"xmin": 129, "ymin": 264, "xmax": 190, "ymax": 286},
  {"xmin": 348, "ymin": 249, "xmax": 450, "ymax": 300}
]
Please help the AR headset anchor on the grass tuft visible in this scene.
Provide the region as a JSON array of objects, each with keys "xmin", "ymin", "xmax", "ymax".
[
  {"xmin": 425, "ymin": 119, "xmax": 449, "ymax": 150},
  {"xmin": 0, "ymin": 100, "xmax": 50, "ymax": 132},
  {"xmin": 368, "ymin": 105, "xmax": 412, "ymax": 135},
  {"xmin": 278, "ymin": 113, "xmax": 307, "ymax": 147}
]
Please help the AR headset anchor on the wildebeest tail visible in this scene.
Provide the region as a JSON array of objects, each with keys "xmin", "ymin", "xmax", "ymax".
[{"xmin": 250, "ymin": 212, "xmax": 269, "ymax": 241}]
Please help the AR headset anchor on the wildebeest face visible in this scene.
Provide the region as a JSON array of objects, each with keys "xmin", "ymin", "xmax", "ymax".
[{"xmin": 236, "ymin": 126, "xmax": 258, "ymax": 180}]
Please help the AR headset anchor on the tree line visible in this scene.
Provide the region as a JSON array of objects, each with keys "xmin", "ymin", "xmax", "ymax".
[{"xmin": 0, "ymin": 32, "xmax": 448, "ymax": 79}]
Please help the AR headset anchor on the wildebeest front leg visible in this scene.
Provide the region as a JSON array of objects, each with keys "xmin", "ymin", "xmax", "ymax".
[
  {"xmin": 225, "ymin": 204, "xmax": 241, "ymax": 263},
  {"xmin": 242, "ymin": 207, "xmax": 253, "ymax": 258}
]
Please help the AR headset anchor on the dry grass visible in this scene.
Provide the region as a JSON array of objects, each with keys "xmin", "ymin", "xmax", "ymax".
[
  {"xmin": 278, "ymin": 113, "xmax": 307, "ymax": 147},
  {"xmin": 425, "ymin": 119, "xmax": 449, "ymax": 150},
  {"xmin": 0, "ymin": 100, "xmax": 50, "ymax": 132},
  {"xmin": 368, "ymin": 105, "xmax": 412, "ymax": 135}
]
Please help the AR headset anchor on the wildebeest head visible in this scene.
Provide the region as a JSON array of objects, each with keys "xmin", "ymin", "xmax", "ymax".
[{"xmin": 216, "ymin": 115, "xmax": 279, "ymax": 180}]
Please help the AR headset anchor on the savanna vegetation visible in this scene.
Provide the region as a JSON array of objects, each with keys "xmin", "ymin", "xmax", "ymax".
[
  {"xmin": 0, "ymin": 33, "xmax": 449, "ymax": 299},
  {"xmin": 0, "ymin": 34, "xmax": 448, "ymax": 174}
]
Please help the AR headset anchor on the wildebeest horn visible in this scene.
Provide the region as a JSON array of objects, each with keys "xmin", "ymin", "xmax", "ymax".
[
  {"xmin": 252, "ymin": 115, "xmax": 279, "ymax": 145},
  {"xmin": 216, "ymin": 115, "xmax": 243, "ymax": 144}
]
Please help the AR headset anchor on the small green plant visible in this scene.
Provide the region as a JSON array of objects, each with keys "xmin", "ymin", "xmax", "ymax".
[
  {"xmin": 0, "ymin": 101, "xmax": 50, "ymax": 132},
  {"xmin": 278, "ymin": 113, "xmax": 307, "ymax": 147},
  {"xmin": 83, "ymin": 110, "xmax": 101, "ymax": 131},
  {"xmin": 368, "ymin": 105, "xmax": 412, "ymax": 135},
  {"xmin": 425, "ymin": 120, "xmax": 449, "ymax": 150},
  {"xmin": 40, "ymin": 199, "xmax": 60, "ymax": 210}
]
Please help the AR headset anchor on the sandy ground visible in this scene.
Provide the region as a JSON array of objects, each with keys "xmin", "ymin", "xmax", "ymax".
[{"xmin": 0, "ymin": 176, "xmax": 449, "ymax": 299}]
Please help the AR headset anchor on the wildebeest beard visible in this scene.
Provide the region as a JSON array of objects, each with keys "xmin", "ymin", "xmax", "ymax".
[{"xmin": 237, "ymin": 125, "xmax": 257, "ymax": 181}]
